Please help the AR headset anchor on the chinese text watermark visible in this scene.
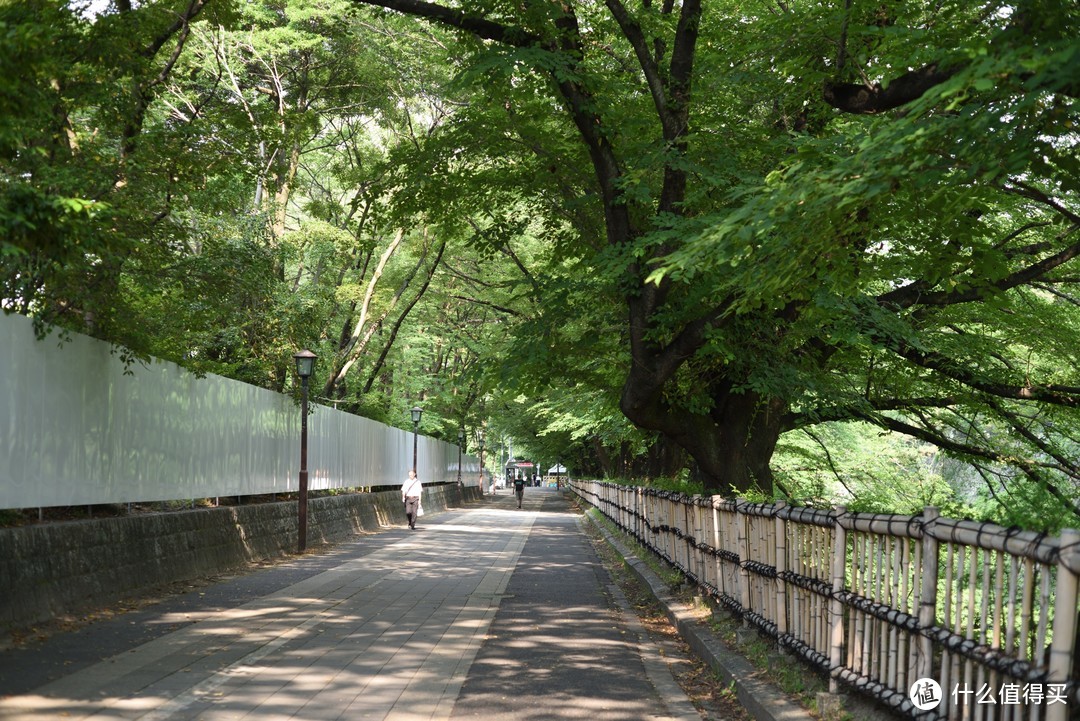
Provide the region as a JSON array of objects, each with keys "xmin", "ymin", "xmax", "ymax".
[{"xmin": 909, "ymin": 679, "xmax": 1069, "ymax": 711}]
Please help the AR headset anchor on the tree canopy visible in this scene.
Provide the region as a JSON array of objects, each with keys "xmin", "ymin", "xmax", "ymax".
[{"xmin": 3, "ymin": 0, "xmax": 1078, "ymax": 530}]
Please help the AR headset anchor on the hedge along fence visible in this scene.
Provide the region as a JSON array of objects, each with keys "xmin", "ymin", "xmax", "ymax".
[{"xmin": 570, "ymin": 480, "xmax": 1080, "ymax": 721}]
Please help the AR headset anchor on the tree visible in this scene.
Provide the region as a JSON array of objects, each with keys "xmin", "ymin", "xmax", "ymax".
[
  {"xmin": 7, "ymin": 0, "xmax": 1077, "ymax": 526},
  {"xmin": 342, "ymin": 0, "xmax": 1080, "ymax": 518},
  {"xmin": 1, "ymin": 0, "xmax": 217, "ymax": 331}
]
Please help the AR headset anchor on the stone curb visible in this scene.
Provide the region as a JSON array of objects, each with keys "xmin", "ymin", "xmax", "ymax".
[{"xmin": 583, "ymin": 509, "xmax": 813, "ymax": 721}]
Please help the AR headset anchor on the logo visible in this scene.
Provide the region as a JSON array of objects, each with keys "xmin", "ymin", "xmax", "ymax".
[{"xmin": 911, "ymin": 678, "xmax": 943, "ymax": 711}]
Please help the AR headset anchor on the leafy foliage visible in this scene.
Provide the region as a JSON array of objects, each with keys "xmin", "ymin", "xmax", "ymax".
[{"xmin": 4, "ymin": 0, "xmax": 1079, "ymax": 530}]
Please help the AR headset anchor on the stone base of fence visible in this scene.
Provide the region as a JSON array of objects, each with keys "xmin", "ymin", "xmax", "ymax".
[{"xmin": 0, "ymin": 484, "xmax": 480, "ymax": 629}]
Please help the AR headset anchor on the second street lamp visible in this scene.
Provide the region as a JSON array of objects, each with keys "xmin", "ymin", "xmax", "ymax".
[
  {"xmin": 457, "ymin": 428, "xmax": 464, "ymax": 488},
  {"xmin": 478, "ymin": 431, "xmax": 485, "ymax": 495},
  {"xmin": 293, "ymin": 349, "xmax": 317, "ymax": 553},
  {"xmin": 410, "ymin": 406, "xmax": 423, "ymax": 475}
]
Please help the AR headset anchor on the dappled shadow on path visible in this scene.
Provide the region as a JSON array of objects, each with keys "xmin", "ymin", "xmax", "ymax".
[
  {"xmin": 0, "ymin": 491, "xmax": 676, "ymax": 721},
  {"xmin": 449, "ymin": 493, "xmax": 676, "ymax": 721}
]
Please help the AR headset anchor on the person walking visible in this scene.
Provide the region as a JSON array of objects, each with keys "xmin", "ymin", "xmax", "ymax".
[
  {"xmin": 401, "ymin": 469, "xmax": 423, "ymax": 530},
  {"xmin": 513, "ymin": 473, "xmax": 525, "ymax": 509}
]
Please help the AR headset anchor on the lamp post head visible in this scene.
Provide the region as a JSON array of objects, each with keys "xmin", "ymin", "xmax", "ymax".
[
  {"xmin": 458, "ymin": 429, "xmax": 465, "ymax": 444},
  {"xmin": 410, "ymin": 406, "xmax": 423, "ymax": 425},
  {"xmin": 294, "ymin": 349, "xmax": 317, "ymax": 379}
]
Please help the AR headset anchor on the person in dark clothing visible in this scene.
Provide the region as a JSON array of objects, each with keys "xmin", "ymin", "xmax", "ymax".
[{"xmin": 513, "ymin": 474, "xmax": 525, "ymax": 508}]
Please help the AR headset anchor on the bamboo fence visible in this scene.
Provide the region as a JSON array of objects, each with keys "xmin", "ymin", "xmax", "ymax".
[{"xmin": 570, "ymin": 480, "xmax": 1080, "ymax": 721}]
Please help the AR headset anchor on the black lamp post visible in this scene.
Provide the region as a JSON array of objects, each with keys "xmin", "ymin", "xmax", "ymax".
[
  {"xmin": 293, "ymin": 349, "xmax": 317, "ymax": 553},
  {"xmin": 410, "ymin": 406, "xmax": 423, "ymax": 475},
  {"xmin": 457, "ymin": 428, "xmax": 465, "ymax": 488},
  {"xmin": 478, "ymin": 431, "xmax": 485, "ymax": 495}
]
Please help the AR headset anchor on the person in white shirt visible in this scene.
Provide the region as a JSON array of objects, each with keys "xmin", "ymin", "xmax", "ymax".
[{"xmin": 401, "ymin": 470, "xmax": 423, "ymax": 530}]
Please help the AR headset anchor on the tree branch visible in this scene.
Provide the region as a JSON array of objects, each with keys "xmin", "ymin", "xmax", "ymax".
[
  {"xmin": 350, "ymin": 0, "xmax": 537, "ymax": 46},
  {"xmin": 890, "ymin": 342, "xmax": 1080, "ymax": 407},
  {"xmin": 824, "ymin": 62, "xmax": 963, "ymax": 114},
  {"xmin": 877, "ymin": 224, "xmax": 1080, "ymax": 309},
  {"xmin": 602, "ymin": 0, "xmax": 676, "ymax": 137},
  {"xmin": 802, "ymin": 428, "xmax": 856, "ymax": 498},
  {"xmin": 987, "ymin": 399, "xmax": 1080, "ymax": 480},
  {"xmin": 782, "ymin": 396, "xmax": 959, "ymax": 430},
  {"xmin": 871, "ymin": 409, "xmax": 1080, "ymax": 525},
  {"xmin": 448, "ymin": 294, "xmax": 522, "ymax": 317},
  {"xmin": 362, "ymin": 238, "xmax": 448, "ymax": 394}
]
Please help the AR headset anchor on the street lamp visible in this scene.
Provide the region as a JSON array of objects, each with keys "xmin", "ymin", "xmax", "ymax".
[
  {"xmin": 293, "ymin": 349, "xmax": 317, "ymax": 553},
  {"xmin": 478, "ymin": 430, "xmax": 485, "ymax": 495},
  {"xmin": 457, "ymin": 428, "xmax": 465, "ymax": 488},
  {"xmin": 410, "ymin": 406, "xmax": 423, "ymax": 475}
]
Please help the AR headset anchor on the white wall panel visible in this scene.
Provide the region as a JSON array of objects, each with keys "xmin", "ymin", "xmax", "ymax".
[{"xmin": 0, "ymin": 313, "xmax": 477, "ymax": 508}]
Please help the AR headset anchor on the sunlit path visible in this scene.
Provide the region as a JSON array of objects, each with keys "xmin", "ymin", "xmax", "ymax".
[{"xmin": 0, "ymin": 491, "xmax": 700, "ymax": 721}]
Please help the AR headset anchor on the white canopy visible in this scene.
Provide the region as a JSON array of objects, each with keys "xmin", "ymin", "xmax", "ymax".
[{"xmin": 547, "ymin": 464, "xmax": 567, "ymax": 474}]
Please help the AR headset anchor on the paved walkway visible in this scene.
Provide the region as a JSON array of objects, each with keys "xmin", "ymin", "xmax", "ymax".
[{"xmin": 0, "ymin": 489, "xmax": 703, "ymax": 721}]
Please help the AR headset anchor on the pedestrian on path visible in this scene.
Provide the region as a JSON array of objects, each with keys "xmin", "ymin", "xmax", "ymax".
[
  {"xmin": 402, "ymin": 469, "xmax": 423, "ymax": 530},
  {"xmin": 513, "ymin": 474, "xmax": 525, "ymax": 508}
]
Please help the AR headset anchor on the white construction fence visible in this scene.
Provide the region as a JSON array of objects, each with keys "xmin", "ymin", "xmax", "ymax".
[{"xmin": 0, "ymin": 312, "xmax": 477, "ymax": 509}]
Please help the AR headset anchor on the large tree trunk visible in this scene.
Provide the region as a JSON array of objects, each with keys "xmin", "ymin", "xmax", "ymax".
[
  {"xmin": 345, "ymin": 0, "xmax": 772, "ymax": 494},
  {"xmin": 638, "ymin": 436, "xmax": 689, "ymax": 480},
  {"xmin": 631, "ymin": 393, "xmax": 785, "ymax": 495},
  {"xmin": 621, "ymin": 345, "xmax": 787, "ymax": 495}
]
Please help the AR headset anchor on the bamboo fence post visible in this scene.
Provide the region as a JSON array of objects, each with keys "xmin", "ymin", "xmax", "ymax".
[
  {"xmin": 690, "ymin": 496, "xmax": 698, "ymax": 576},
  {"xmin": 942, "ymin": 542, "xmax": 957, "ymax": 708},
  {"xmin": 975, "ymin": 548, "xmax": 990, "ymax": 721},
  {"xmin": 900, "ymin": 536, "xmax": 912, "ymax": 689},
  {"xmin": 775, "ymin": 501, "xmax": 788, "ymax": 641},
  {"xmin": 723, "ymin": 501, "xmax": 740, "ymax": 604},
  {"xmin": 667, "ymin": 494, "xmax": 676, "ymax": 565},
  {"xmin": 1020, "ymin": 556, "xmax": 1035, "ymax": 686},
  {"xmin": 632, "ymin": 487, "xmax": 638, "ymax": 536},
  {"xmin": 681, "ymin": 495, "xmax": 690, "ymax": 574},
  {"xmin": 963, "ymin": 545, "xmax": 976, "ymax": 716},
  {"xmin": 738, "ymin": 500, "xmax": 752, "ymax": 620},
  {"xmin": 849, "ymin": 530, "xmax": 861, "ymax": 675},
  {"xmin": 795, "ymin": 523, "xmax": 805, "ymax": 648},
  {"xmin": 916, "ymin": 507, "xmax": 940, "ymax": 691},
  {"xmin": 645, "ymin": 490, "xmax": 655, "ymax": 550},
  {"xmin": 1046, "ymin": 528, "xmax": 1079, "ymax": 721},
  {"xmin": 615, "ymin": 484, "xmax": 622, "ymax": 528},
  {"xmin": 857, "ymin": 531, "xmax": 871, "ymax": 676},
  {"xmin": 828, "ymin": 506, "xmax": 848, "ymax": 694},
  {"xmin": 692, "ymin": 496, "xmax": 703, "ymax": 584},
  {"xmin": 817, "ymin": 525, "xmax": 827, "ymax": 655},
  {"xmin": 684, "ymin": 496, "xmax": 693, "ymax": 579},
  {"xmin": 712, "ymin": 497, "xmax": 723, "ymax": 599},
  {"xmin": 888, "ymin": 535, "xmax": 901, "ymax": 691},
  {"xmin": 875, "ymin": 533, "xmax": 885, "ymax": 681},
  {"xmin": 640, "ymin": 489, "xmax": 648, "ymax": 545},
  {"xmin": 656, "ymin": 496, "xmax": 665, "ymax": 561}
]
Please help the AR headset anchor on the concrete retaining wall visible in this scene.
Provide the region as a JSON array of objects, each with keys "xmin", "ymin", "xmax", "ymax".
[{"xmin": 0, "ymin": 484, "xmax": 479, "ymax": 629}]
